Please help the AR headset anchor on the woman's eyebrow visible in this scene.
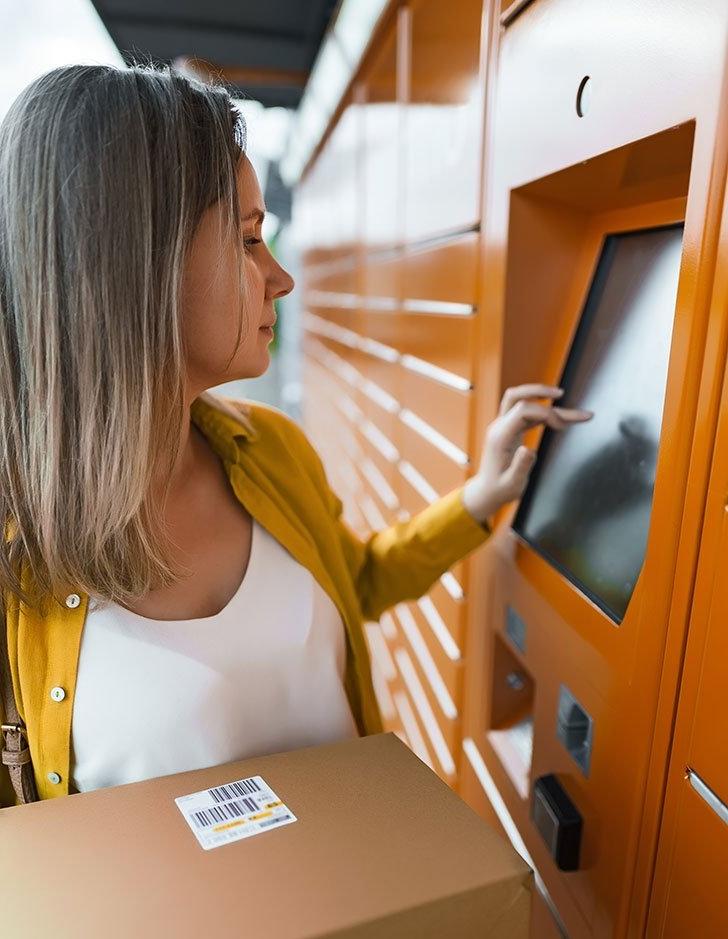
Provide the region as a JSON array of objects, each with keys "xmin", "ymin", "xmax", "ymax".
[{"xmin": 243, "ymin": 209, "xmax": 265, "ymax": 223}]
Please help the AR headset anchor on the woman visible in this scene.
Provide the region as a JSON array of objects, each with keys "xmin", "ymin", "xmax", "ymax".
[{"xmin": 0, "ymin": 64, "xmax": 590, "ymax": 807}]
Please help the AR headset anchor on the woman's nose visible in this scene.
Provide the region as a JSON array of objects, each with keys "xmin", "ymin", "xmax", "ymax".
[{"xmin": 271, "ymin": 265, "xmax": 294, "ymax": 300}]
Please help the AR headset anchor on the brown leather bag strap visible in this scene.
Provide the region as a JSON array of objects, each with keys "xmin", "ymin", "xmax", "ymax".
[{"xmin": 1, "ymin": 596, "xmax": 39, "ymax": 805}]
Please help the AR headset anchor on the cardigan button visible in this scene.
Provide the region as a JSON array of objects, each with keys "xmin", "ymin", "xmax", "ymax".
[
  {"xmin": 47, "ymin": 772, "xmax": 61, "ymax": 785},
  {"xmin": 50, "ymin": 686, "xmax": 66, "ymax": 702},
  {"xmin": 65, "ymin": 593, "xmax": 81, "ymax": 609}
]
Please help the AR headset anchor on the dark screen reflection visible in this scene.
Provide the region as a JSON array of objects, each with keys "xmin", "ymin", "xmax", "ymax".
[{"xmin": 514, "ymin": 224, "xmax": 684, "ymax": 622}]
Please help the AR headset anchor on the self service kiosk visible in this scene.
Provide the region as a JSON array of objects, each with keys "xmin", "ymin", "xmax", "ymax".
[{"xmin": 459, "ymin": 2, "xmax": 728, "ymax": 937}]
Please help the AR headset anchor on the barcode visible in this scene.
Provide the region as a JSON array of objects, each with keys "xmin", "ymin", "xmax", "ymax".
[
  {"xmin": 192, "ymin": 796, "xmax": 259, "ymax": 829},
  {"xmin": 207, "ymin": 777, "xmax": 261, "ymax": 804}
]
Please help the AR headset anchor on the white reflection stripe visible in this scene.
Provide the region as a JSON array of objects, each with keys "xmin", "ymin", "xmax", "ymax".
[
  {"xmin": 301, "ymin": 256, "xmax": 357, "ymax": 280},
  {"xmin": 306, "ymin": 290, "xmax": 359, "ymax": 308},
  {"xmin": 362, "ymin": 296, "xmax": 398, "ymax": 311},
  {"xmin": 402, "ymin": 298, "xmax": 475, "ymax": 316},
  {"xmin": 305, "ymin": 319, "xmax": 401, "ymax": 372},
  {"xmin": 339, "ymin": 460, "xmax": 360, "ymax": 494},
  {"xmin": 364, "ymin": 622, "xmax": 397, "ymax": 682},
  {"xmin": 359, "ymin": 337, "xmax": 399, "ymax": 362},
  {"xmin": 361, "ymin": 459, "xmax": 399, "ymax": 510},
  {"xmin": 393, "ymin": 691, "xmax": 433, "ymax": 769},
  {"xmin": 379, "ymin": 611, "xmax": 398, "ymax": 641},
  {"xmin": 360, "ymin": 494, "xmax": 387, "ymax": 530},
  {"xmin": 417, "ymin": 596, "xmax": 461, "ymax": 661},
  {"xmin": 370, "ymin": 665, "xmax": 396, "ymax": 721},
  {"xmin": 302, "ymin": 337, "xmax": 331, "ymax": 368},
  {"xmin": 316, "ymin": 289, "xmax": 474, "ymax": 316},
  {"xmin": 337, "ymin": 394, "xmax": 363, "ymax": 424},
  {"xmin": 398, "ymin": 460, "xmax": 438, "ymax": 504},
  {"xmin": 360, "ymin": 379, "xmax": 399, "ymax": 414},
  {"xmin": 401, "ymin": 354, "xmax": 472, "ymax": 392},
  {"xmin": 399, "ymin": 409, "xmax": 469, "ymax": 465},
  {"xmin": 394, "ymin": 605, "xmax": 458, "ymax": 719},
  {"xmin": 336, "ymin": 361, "xmax": 362, "ymax": 387},
  {"xmin": 306, "ymin": 339, "xmax": 400, "ymax": 413},
  {"xmin": 440, "ymin": 571, "xmax": 465, "ymax": 601},
  {"xmin": 340, "ymin": 426, "xmax": 364, "ymax": 462},
  {"xmin": 304, "ymin": 311, "xmax": 360, "ymax": 348},
  {"xmin": 360, "ymin": 421, "xmax": 399, "ymax": 462},
  {"xmin": 462, "ymin": 738, "xmax": 535, "ymax": 868},
  {"xmin": 395, "ymin": 649, "xmax": 456, "ymax": 777},
  {"xmin": 306, "ymin": 338, "xmax": 361, "ymax": 389}
]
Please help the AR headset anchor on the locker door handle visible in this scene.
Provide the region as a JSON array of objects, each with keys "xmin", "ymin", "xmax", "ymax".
[{"xmin": 687, "ymin": 768, "xmax": 728, "ymax": 825}]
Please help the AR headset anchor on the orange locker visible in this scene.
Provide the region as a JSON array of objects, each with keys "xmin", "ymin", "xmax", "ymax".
[
  {"xmin": 645, "ymin": 180, "xmax": 728, "ymax": 936},
  {"xmin": 296, "ymin": 0, "xmax": 728, "ymax": 934},
  {"xmin": 298, "ymin": 0, "xmax": 488, "ymax": 800},
  {"xmin": 458, "ymin": 1, "xmax": 728, "ymax": 937}
]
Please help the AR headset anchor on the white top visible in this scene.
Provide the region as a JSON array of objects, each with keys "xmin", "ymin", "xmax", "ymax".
[{"xmin": 70, "ymin": 518, "xmax": 359, "ymax": 793}]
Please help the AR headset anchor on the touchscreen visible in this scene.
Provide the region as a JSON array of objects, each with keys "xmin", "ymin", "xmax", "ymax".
[{"xmin": 513, "ymin": 223, "xmax": 684, "ymax": 622}]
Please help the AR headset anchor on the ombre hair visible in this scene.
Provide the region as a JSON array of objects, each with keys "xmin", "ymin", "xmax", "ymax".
[{"xmin": 0, "ymin": 63, "xmax": 252, "ymax": 612}]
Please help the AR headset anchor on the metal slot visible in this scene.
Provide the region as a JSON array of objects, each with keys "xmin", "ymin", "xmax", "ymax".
[
  {"xmin": 556, "ymin": 685, "xmax": 593, "ymax": 777},
  {"xmin": 505, "ymin": 605, "xmax": 527, "ymax": 654}
]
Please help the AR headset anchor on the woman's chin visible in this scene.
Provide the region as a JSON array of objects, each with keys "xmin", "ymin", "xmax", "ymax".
[{"xmin": 242, "ymin": 349, "xmax": 271, "ymax": 380}]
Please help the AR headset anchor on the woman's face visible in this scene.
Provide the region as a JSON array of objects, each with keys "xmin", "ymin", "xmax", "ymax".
[{"xmin": 181, "ymin": 154, "xmax": 294, "ymax": 396}]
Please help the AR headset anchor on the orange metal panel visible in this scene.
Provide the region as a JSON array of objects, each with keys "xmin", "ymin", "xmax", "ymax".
[
  {"xmin": 397, "ymin": 312, "xmax": 476, "ymax": 381},
  {"xmin": 355, "ymin": 434, "xmax": 399, "ymax": 501},
  {"xmin": 357, "ymin": 403, "xmax": 400, "ymax": 454},
  {"xmin": 358, "ymin": 310, "xmax": 400, "ymax": 351},
  {"xmin": 397, "ymin": 417, "xmax": 470, "ymax": 492},
  {"xmin": 391, "ymin": 645, "xmax": 462, "ymax": 768},
  {"xmin": 305, "ymin": 306, "xmax": 358, "ymax": 333},
  {"xmin": 362, "ymin": 255, "xmax": 401, "ymax": 304},
  {"xmin": 686, "ymin": 522, "xmax": 728, "ymax": 783},
  {"xmin": 530, "ymin": 890, "xmax": 564, "ymax": 939},
  {"xmin": 457, "ymin": 744, "xmax": 511, "ymax": 841},
  {"xmin": 646, "ymin": 168, "xmax": 728, "ymax": 934},
  {"xmin": 399, "ymin": 370, "xmax": 471, "ymax": 454},
  {"xmin": 460, "ymin": 1, "xmax": 728, "ymax": 937},
  {"xmin": 304, "ymin": 260, "xmax": 359, "ymax": 296},
  {"xmin": 401, "ymin": 232, "xmax": 480, "ymax": 305},
  {"xmin": 403, "ymin": 0, "xmax": 485, "ymax": 241},
  {"xmin": 360, "ymin": 12, "xmax": 402, "ymax": 251},
  {"xmin": 650, "ymin": 772, "xmax": 728, "ymax": 937},
  {"xmin": 399, "ymin": 600, "xmax": 464, "ymax": 698},
  {"xmin": 358, "ymin": 436, "xmax": 400, "ymax": 500},
  {"xmin": 424, "ymin": 579, "xmax": 468, "ymax": 652}
]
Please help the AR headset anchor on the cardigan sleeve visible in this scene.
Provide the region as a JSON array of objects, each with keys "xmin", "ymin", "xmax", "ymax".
[
  {"xmin": 296, "ymin": 422, "xmax": 491, "ymax": 621},
  {"xmin": 230, "ymin": 399, "xmax": 492, "ymax": 621}
]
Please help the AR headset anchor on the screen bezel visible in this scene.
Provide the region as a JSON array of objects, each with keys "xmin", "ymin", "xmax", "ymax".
[{"xmin": 511, "ymin": 221, "xmax": 685, "ymax": 624}]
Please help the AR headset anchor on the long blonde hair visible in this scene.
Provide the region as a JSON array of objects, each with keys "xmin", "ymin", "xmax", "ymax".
[{"xmin": 0, "ymin": 63, "xmax": 251, "ymax": 612}]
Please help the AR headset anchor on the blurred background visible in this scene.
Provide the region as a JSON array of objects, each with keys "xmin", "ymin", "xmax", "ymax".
[{"xmin": 0, "ymin": 0, "xmax": 375, "ymax": 419}]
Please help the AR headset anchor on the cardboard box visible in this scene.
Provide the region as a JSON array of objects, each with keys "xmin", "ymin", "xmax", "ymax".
[{"xmin": 0, "ymin": 732, "xmax": 532, "ymax": 937}]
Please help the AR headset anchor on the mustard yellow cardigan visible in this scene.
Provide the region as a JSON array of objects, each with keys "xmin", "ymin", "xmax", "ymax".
[{"xmin": 1, "ymin": 392, "xmax": 491, "ymax": 806}]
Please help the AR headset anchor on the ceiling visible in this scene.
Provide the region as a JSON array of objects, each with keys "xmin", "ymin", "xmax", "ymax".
[{"xmin": 89, "ymin": 0, "xmax": 340, "ymax": 109}]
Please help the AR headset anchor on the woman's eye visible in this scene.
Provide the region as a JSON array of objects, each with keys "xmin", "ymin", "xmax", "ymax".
[{"xmin": 244, "ymin": 237, "xmax": 262, "ymax": 250}]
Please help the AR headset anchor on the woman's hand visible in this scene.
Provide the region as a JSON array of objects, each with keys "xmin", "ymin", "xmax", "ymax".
[{"xmin": 462, "ymin": 384, "xmax": 593, "ymax": 526}]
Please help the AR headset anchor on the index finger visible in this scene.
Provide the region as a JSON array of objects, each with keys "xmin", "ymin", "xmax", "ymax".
[{"xmin": 499, "ymin": 384, "xmax": 564, "ymax": 416}]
